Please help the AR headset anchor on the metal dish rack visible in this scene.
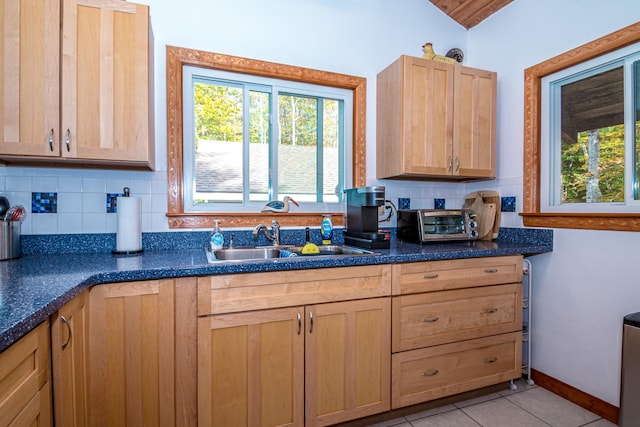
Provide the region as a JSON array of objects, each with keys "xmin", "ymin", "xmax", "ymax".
[{"xmin": 510, "ymin": 258, "xmax": 534, "ymax": 390}]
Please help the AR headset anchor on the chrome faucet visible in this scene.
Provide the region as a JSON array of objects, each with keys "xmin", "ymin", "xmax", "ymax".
[{"xmin": 252, "ymin": 220, "xmax": 281, "ymax": 246}]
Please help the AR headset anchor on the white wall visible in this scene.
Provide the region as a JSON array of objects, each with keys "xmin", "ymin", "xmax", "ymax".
[
  {"xmin": 469, "ymin": 0, "xmax": 640, "ymax": 406},
  {"xmin": 0, "ymin": 0, "xmax": 468, "ymax": 234}
]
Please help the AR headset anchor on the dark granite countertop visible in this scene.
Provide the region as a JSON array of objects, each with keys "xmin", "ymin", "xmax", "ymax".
[{"xmin": 0, "ymin": 227, "xmax": 552, "ymax": 353}]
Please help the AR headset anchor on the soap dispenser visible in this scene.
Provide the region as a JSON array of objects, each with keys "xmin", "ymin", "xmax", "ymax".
[
  {"xmin": 210, "ymin": 220, "xmax": 224, "ymax": 250},
  {"xmin": 320, "ymin": 214, "xmax": 333, "ymax": 245}
]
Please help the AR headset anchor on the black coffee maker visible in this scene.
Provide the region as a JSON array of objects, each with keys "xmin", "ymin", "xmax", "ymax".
[{"xmin": 344, "ymin": 186, "xmax": 390, "ymax": 249}]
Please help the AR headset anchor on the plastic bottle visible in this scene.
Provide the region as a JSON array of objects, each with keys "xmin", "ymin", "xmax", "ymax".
[
  {"xmin": 320, "ymin": 214, "xmax": 333, "ymax": 245},
  {"xmin": 210, "ymin": 220, "xmax": 224, "ymax": 250}
]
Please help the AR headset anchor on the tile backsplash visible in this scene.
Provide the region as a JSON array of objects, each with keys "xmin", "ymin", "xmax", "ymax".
[
  {"xmin": 0, "ymin": 166, "xmax": 169, "ymax": 235},
  {"xmin": 0, "ymin": 166, "xmax": 524, "ymax": 235}
]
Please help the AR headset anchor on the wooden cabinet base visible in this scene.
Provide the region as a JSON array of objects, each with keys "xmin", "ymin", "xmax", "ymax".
[{"xmin": 392, "ymin": 332, "xmax": 522, "ymax": 409}]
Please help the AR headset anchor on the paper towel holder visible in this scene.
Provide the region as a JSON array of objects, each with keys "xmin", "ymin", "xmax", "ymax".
[{"xmin": 112, "ymin": 187, "xmax": 144, "ymax": 256}]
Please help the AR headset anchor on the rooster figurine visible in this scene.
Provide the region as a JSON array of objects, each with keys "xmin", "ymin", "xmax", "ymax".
[
  {"xmin": 261, "ymin": 196, "xmax": 299, "ymax": 213},
  {"xmin": 422, "ymin": 42, "xmax": 456, "ymax": 64}
]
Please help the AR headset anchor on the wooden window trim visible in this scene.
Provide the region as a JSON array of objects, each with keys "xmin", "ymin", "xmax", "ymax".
[
  {"xmin": 165, "ymin": 45, "xmax": 367, "ymax": 228},
  {"xmin": 522, "ymin": 22, "xmax": 640, "ymax": 232}
]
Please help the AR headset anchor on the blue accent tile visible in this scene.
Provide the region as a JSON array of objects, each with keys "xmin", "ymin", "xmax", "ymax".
[
  {"xmin": 501, "ymin": 196, "xmax": 516, "ymax": 212},
  {"xmin": 398, "ymin": 198, "xmax": 411, "ymax": 210},
  {"xmin": 434, "ymin": 198, "xmax": 445, "ymax": 209},
  {"xmin": 31, "ymin": 192, "xmax": 58, "ymax": 213},
  {"xmin": 106, "ymin": 193, "xmax": 124, "ymax": 213}
]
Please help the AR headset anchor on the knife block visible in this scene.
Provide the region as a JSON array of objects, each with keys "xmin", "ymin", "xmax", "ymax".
[{"xmin": 464, "ymin": 191, "xmax": 501, "ymax": 240}]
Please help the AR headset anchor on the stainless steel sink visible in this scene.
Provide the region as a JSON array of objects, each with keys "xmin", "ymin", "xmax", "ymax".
[{"xmin": 205, "ymin": 244, "xmax": 378, "ymax": 263}]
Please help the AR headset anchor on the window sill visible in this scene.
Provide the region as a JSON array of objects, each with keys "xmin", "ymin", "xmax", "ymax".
[
  {"xmin": 520, "ymin": 212, "xmax": 640, "ymax": 232},
  {"xmin": 166, "ymin": 212, "xmax": 345, "ymax": 229}
]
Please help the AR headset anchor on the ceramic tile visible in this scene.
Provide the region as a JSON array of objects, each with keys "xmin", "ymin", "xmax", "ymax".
[
  {"xmin": 404, "ymin": 404, "xmax": 457, "ymax": 421},
  {"xmin": 582, "ymin": 418, "xmax": 618, "ymax": 427},
  {"xmin": 410, "ymin": 409, "xmax": 480, "ymax": 427},
  {"xmin": 454, "ymin": 392, "xmax": 502, "ymax": 408},
  {"xmin": 505, "ymin": 387, "xmax": 600, "ymax": 426},
  {"xmin": 460, "ymin": 397, "xmax": 549, "ymax": 426}
]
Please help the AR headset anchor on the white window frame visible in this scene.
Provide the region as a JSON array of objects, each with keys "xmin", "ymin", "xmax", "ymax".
[
  {"xmin": 540, "ymin": 42, "xmax": 640, "ymax": 213},
  {"xmin": 182, "ymin": 66, "xmax": 353, "ymax": 214}
]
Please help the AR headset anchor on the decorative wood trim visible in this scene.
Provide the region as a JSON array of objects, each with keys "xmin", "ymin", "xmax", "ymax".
[
  {"xmin": 165, "ymin": 45, "xmax": 366, "ymax": 229},
  {"xmin": 521, "ymin": 212, "xmax": 640, "ymax": 232},
  {"xmin": 531, "ymin": 369, "xmax": 618, "ymax": 424},
  {"xmin": 523, "ymin": 22, "xmax": 640, "ymax": 231}
]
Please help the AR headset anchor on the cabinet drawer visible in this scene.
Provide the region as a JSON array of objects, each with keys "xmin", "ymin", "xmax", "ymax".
[
  {"xmin": 0, "ymin": 321, "xmax": 50, "ymax": 427},
  {"xmin": 198, "ymin": 265, "xmax": 391, "ymax": 315},
  {"xmin": 391, "ymin": 255, "xmax": 523, "ymax": 295},
  {"xmin": 391, "ymin": 332, "xmax": 522, "ymax": 409},
  {"xmin": 392, "ymin": 283, "xmax": 523, "ymax": 352}
]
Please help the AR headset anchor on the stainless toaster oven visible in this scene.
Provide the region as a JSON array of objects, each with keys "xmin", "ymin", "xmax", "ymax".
[{"xmin": 397, "ymin": 209, "xmax": 479, "ymax": 243}]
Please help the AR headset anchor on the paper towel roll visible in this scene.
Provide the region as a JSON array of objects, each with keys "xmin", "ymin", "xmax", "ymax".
[{"xmin": 116, "ymin": 196, "xmax": 142, "ymax": 252}]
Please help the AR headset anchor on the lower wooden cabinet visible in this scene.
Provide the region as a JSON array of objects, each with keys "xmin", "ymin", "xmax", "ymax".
[
  {"xmin": 198, "ymin": 298, "xmax": 391, "ymax": 427},
  {"xmin": 51, "ymin": 291, "xmax": 89, "ymax": 427},
  {"xmin": 0, "ymin": 321, "xmax": 51, "ymax": 427},
  {"xmin": 86, "ymin": 278, "xmax": 197, "ymax": 426},
  {"xmin": 390, "ymin": 256, "xmax": 524, "ymax": 409}
]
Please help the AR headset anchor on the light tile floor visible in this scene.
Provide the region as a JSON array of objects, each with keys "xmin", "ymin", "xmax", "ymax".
[{"xmin": 368, "ymin": 381, "xmax": 617, "ymax": 427}]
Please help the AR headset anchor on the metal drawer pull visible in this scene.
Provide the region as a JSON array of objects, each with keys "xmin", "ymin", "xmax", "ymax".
[
  {"xmin": 422, "ymin": 370, "xmax": 439, "ymax": 377},
  {"xmin": 48, "ymin": 129, "xmax": 54, "ymax": 151},
  {"xmin": 65, "ymin": 129, "xmax": 71, "ymax": 152},
  {"xmin": 484, "ymin": 309, "xmax": 498, "ymax": 314},
  {"xmin": 485, "ymin": 357, "xmax": 497, "ymax": 364},
  {"xmin": 309, "ymin": 311, "xmax": 314, "ymax": 334},
  {"xmin": 484, "ymin": 269, "xmax": 498, "ymax": 273},
  {"xmin": 422, "ymin": 317, "xmax": 439, "ymax": 323},
  {"xmin": 297, "ymin": 313, "xmax": 302, "ymax": 335},
  {"xmin": 422, "ymin": 274, "xmax": 439, "ymax": 279},
  {"xmin": 61, "ymin": 316, "xmax": 71, "ymax": 350}
]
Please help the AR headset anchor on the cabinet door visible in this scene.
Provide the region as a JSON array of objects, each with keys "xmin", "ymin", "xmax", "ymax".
[
  {"xmin": 198, "ymin": 307, "xmax": 304, "ymax": 427},
  {"xmin": 0, "ymin": 0, "xmax": 60, "ymax": 157},
  {"xmin": 305, "ymin": 298, "xmax": 391, "ymax": 426},
  {"xmin": 0, "ymin": 321, "xmax": 51, "ymax": 427},
  {"xmin": 61, "ymin": 0, "xmax": 152, "ymax": 166},
  {"xmin": 453, "ymin": 65, "xmax": 497, "ymax": 178},
  {"xmin": 51, "ymin": 291, "xmax": 89, "ymax": 427},
  {"xmin": 88, "ymin": 279, "xmax": 197, "ymax": 427},
  {"xmin": 403, "ymin": 58, "xmax": 454, "ymax": 176}
]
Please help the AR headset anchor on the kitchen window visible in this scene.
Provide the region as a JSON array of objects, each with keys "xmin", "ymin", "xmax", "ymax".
[
  {"xmin": 539, "ymin": 43, "xmax": 640, "ymax": 213},
  {"xmin": 522, "ymin": 22, "xmax": 640, "ymax": 232},
  {"xmin": 165, "ymin": 46, "xmax": 367, "ymax": 229},
  {"xmin": 182, "ymin": 67, "xmax": 352, "ymax": 213}
]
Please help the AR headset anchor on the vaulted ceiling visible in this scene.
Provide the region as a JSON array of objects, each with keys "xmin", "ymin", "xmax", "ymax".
[{"xmin": 428, "ymin": 0, "xmax": 513, "ymax": 29}]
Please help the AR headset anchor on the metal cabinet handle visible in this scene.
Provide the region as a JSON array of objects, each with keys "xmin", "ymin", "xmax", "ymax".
[
  {"xmin": 422, "ymin": 317, "xmax": 439, "ymax": 323},
  {"xmin": 309, "ymin": 311, "xmax": 314, "ymax": 334},
  {"xmin": 484, "ymin": 308, "xmax": 498, "ymax": 314},
  {"xmin": 447, "ymin": 156, "xmax": 452, "ymax": 172},
  {"xmin": 455, "ymin": 157, "xmax": 460, "ymax": 172},
  {"xmin": 65, "ymin": 129, "xmax": 71, "ymax": 152},
  {"xmin": 422, "ymin": 370, "xmax": 439, "ymax": 377},
  {"xmin": 60, "ymin": 316, "xmax": 71, "ymax": 350},
  {"xmin": 484, "ymin": 269, "xmax": 498, "ymax": 274},
  {"xmin": 422, "ymin": 274, "xmax": 439, "ymax": 279},
  {"xmin": 297, "ymin": 313, "xmax": 302, "ymax": 335},
  {"xmin": 485, "ymin": 357, "xmax": 497, "ymax": 364},
  {"xmin": 48, "ymin": 129, "xmax": 54, "ymax": 152}
]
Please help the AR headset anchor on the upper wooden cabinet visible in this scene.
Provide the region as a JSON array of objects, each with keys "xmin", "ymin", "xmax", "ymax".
[
  {"xmin": 0, "ymin": 0, "xmax": 154, "ymax": 169},
  {"xmin": 376, "ymin": 56, "xmax": 496, "ymax": 180}
]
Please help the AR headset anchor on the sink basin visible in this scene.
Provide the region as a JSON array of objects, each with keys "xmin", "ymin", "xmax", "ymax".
[
  {"xmin": 205, "ymin": 244, "xmax": 378, "ymax": 263},
  {"xmin": 286, "ymin": 244, "xmax": 376, "ymax": 257},
  {"xmin": 208, "ymin": 247, "xmax": 282, "ymax": 261}
]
